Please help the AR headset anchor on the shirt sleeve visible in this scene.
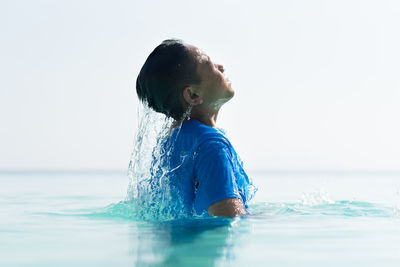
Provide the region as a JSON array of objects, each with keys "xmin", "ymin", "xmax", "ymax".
[{"xmin": 193, "ymin": 139, "xmax": 242, "ymax": 213}]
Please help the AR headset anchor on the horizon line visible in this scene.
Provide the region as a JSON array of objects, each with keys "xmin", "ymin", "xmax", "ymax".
[{"xmin": 1, "ymin": 168, "xmax": 400, "ymax": 175}]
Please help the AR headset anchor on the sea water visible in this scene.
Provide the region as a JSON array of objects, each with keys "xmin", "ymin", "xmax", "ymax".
[{"xmin": 1, "ymin": 170, "xmax": 400, "ymax": 266}]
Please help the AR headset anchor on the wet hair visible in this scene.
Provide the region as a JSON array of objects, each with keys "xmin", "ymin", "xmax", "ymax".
[{"xmin": 136, "ymin": 39, "xmax": 201, "ymax": 120}]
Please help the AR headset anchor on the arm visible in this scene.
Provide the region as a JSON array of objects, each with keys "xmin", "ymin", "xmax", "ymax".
[
  {"xmin": 208, "ymin": 197, "xmax": 245, "ymax": 216},
  {"xmin": 195, "ymin": 139, "xmax": 246, "ymax": 216}
]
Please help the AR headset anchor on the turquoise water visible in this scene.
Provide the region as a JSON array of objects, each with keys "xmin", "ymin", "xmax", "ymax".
[{"xmin": 1, "ymin": 171, "xmax": 400, "ymax": 266}]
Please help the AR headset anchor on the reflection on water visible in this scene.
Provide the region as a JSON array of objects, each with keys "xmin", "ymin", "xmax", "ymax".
[{"xmin": 129, "ymin": 217, "xmax": 241, "ymax": 266}]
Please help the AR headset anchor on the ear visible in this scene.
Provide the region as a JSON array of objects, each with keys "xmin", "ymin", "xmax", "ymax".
[{"xmin": 182, "ymin": 86, "xmax": 203, "ymax": 105}]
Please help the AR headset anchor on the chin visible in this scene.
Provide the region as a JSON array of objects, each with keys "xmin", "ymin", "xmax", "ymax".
[{"xmin": 223, "ymin": 93, "xmax": 234, "ymax": 104}]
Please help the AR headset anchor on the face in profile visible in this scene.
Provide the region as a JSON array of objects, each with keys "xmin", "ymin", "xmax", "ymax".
[{"xmin": 187, "ymin": 45, "xmax": 235, "ymax": 111}]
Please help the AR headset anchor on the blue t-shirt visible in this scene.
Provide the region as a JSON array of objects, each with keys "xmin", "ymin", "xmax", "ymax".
[{"xmin": 152, "ymin": 120, "xmax": 256, "ymax": 216}]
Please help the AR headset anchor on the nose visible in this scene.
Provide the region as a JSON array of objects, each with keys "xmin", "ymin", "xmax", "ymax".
[{"xmin": 216, "ymin": 64, "xmax": 224, "ymax": 73}]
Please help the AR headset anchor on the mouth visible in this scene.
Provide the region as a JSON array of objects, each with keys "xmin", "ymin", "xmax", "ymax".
[
  {"xmin": 226, "ymin": 79, "xmax": 232, "ymax": 88},
  {"xmin": 224, "ymin": 74, "xmax": 231, "ymax": 84}
]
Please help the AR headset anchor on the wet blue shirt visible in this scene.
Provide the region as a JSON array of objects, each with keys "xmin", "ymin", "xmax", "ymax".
[{"xmin": 163, "ymin": 120, "xmax": 257, "ymax": 216}]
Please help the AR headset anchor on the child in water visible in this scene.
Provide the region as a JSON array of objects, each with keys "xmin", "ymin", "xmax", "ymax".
[{"xmin": 136, "ymin": 39, "xmax": 256, "ymax": 217}]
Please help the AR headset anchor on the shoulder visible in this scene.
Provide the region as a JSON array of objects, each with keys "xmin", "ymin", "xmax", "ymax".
[
  {"xmin": 197, "ymin": 138, "xmax": 231, "ymax": 157},
  {"xmin": 194, "ymin": 135, "xmax": 235, "ymax": 172},
  {"xmin": 181, "ymin": 120, "xmax": 230, "ymax": 147}
]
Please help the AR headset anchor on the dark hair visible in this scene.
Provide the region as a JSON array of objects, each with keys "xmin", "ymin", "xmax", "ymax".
[{"xmin": 136, "ymin": 39, "xmax": 200, "ymax": 120}]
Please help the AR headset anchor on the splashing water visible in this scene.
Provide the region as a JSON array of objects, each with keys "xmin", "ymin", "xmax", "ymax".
[
  {"xmin": 299, "ymin": 188, "xmax": 335, "ymax": 206},
  {"xmin": 125, "ymin": 101, "xmax": 191, "ymax": 221}
]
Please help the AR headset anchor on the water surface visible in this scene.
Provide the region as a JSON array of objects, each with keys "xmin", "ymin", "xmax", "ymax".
[{"xmin": 1, "ymin": 171, "xmax": 400, "ymax": 266}]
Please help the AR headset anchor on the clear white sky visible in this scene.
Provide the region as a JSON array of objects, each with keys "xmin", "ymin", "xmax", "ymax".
[{"xmin": 1, "ymin": 0, "xmax": 399, "ymax": 171}]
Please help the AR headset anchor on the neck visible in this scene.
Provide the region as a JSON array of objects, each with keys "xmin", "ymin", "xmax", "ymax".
[{"xmin": 188, "ymin": 106, "xmax": 219, "ymax": 127}]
